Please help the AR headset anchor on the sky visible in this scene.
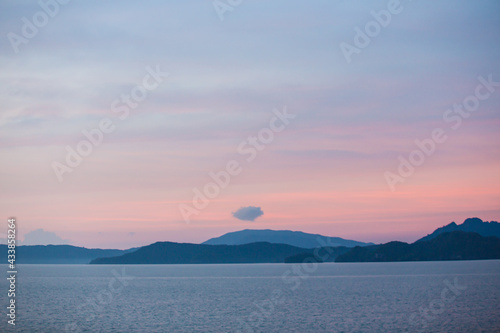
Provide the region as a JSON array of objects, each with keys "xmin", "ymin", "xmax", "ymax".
[{"xmin": 0, "ymin": 0, "xmax": 499, "ymax": 249}]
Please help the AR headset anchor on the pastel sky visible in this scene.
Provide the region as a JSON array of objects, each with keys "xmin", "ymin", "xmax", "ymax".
[{"xmin": 1, "ymin": 0, "xmax": 499, "ymax": 249}]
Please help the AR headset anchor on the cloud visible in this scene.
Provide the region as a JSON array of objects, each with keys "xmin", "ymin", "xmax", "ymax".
[
  {"xmin": 232, "ymin": 206, "xmax": 264, "ymax": 222},
  {"xmin": 22, "ymin": 229, "xmax": 71, "ymax": 245}
]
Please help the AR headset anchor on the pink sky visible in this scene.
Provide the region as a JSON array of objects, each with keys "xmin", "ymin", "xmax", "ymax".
[{"xmin": 1, "ymin": 1, "xmax": 499, "ymax": 249}]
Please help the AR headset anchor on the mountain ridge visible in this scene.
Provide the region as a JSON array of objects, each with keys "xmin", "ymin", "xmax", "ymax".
[
  {"xmin": 0, "ymin": 244, "xmax": 137, "ymax": 264},
  {"xmin": 417, "ymin": 217, "xmax": 500, "ymax": 242},
  {"xmin": 90, "ymin": 241, "xmax": 311, "ymax": 264},
  {"xmin": 202, "ymin": 229, "xmax": 373, "ymax": 248},
  {"xmin": 7, "ymin": 218, "xmax": 499, "ymax": 264},
  {"xmin": 336, "ymin": 231, "xmax": 500, "ymax": 262}
]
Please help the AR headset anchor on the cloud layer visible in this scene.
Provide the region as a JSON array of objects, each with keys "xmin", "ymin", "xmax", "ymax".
[{"xmin": 22, "ymin": 229, "xmax": 71, "ymax": 246}]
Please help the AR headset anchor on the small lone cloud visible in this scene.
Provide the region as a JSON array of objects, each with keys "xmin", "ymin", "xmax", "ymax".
[
  {"xmin": 128, "ymin": 232, "xmax": 135, "ymax": 237},
  {"xmin": 22, "ymin": 229, "xmax": 71, "ymax": 245},
  {"xmin": 232, "ymin": 206, "xmax": 264, "ymax": 221}
]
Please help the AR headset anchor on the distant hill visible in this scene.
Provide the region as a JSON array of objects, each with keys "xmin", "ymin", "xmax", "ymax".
[
  {"xmin": 284, "ymin": 246, "xmax": 351, "ymax": 263},
  {"xmin": 418, "ymin": 217, "xmax": 500, "ymax": 242},
  {"xmin": 11, "ymin": 219, "xmax": 500, "ymax": 265},
  {"xmin": 90, "ymin": 242, "xmax": 311, "ymax": 264},
  {"xmin": 202, "ymin": 229, "xmax": 373, "ymax": 248},
  {"xmin": 1, "ymin": 244, "xmax": 137, "ymax": 264},
  {"xmin": 335, "ymin": 231, "xmax": 500, "ymax": 263}
]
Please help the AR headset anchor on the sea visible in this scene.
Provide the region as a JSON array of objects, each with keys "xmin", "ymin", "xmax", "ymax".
[{"xmin": 1, "ymin": 260, "xmax": 499, "ymax": 332}]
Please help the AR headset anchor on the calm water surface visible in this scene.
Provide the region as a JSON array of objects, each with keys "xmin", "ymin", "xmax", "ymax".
[{"xmin": 1, "ymin": 260, "xmax": 499, "ymax": 332}]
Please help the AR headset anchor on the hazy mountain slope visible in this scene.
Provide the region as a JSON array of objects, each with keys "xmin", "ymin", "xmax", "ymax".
[
  {"xmin": 203, "ymin": 229, "xmax": 373, "ymax": 248},
  {"xmin": 1, "ymin": 244, "xmax": 137, "ymax": 264}
]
